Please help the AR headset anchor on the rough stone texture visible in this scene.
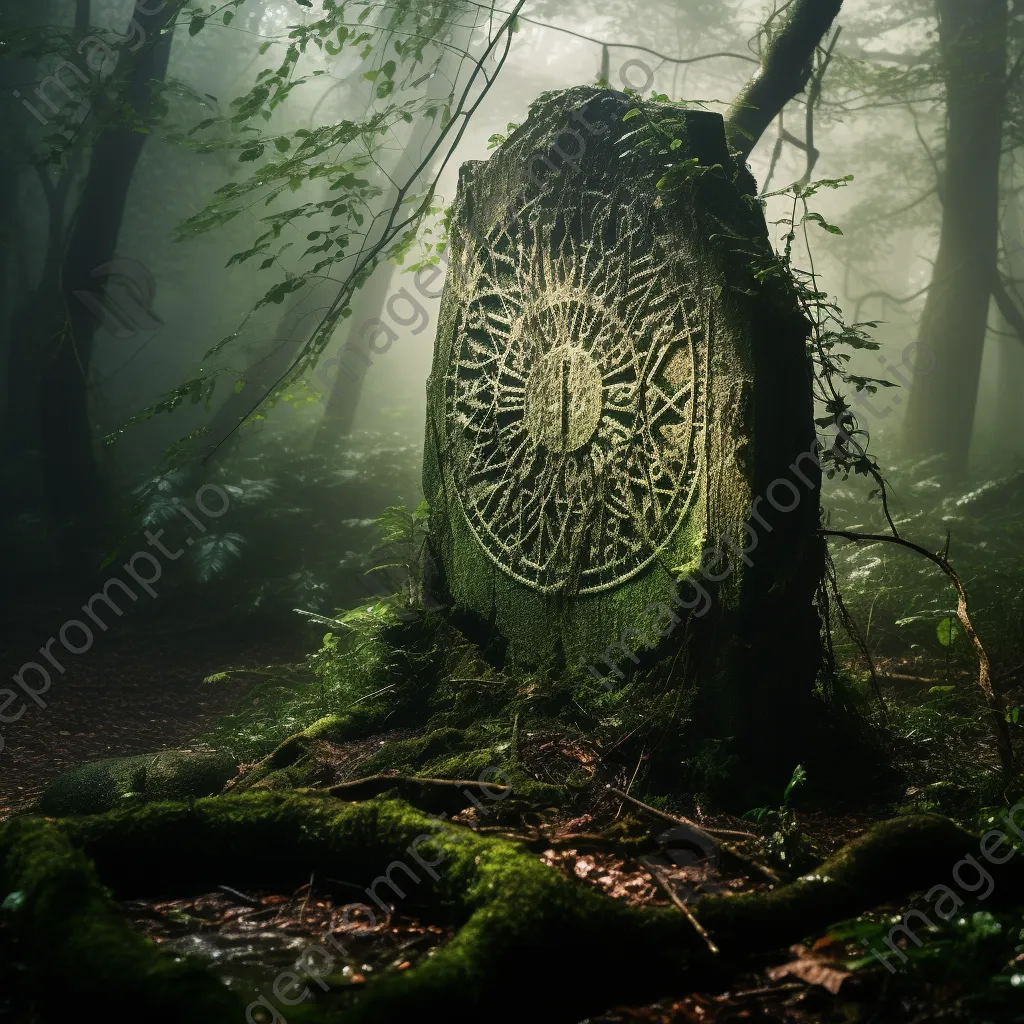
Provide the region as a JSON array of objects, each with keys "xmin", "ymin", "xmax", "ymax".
[{"xmin": 424, "ymin": 87, "xmax": 821, "ymax": 679}]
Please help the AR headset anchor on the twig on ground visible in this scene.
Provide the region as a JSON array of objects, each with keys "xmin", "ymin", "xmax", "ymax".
[
  {"xmin": 642, "ymin": 856, "xmax": 720, "ymax": 955},
  {"xmin": 606, "ymin": 787, "xmax": 756, "ymax": 840},
  {"xmin": 300, "ymin": 872, "xmax": 314, "ymax": 917},
  {"xmin": 616, "ymin": 751, "xmax": 646, "ymax": 821},
  {"xmin": 606, "ymin": 786, "xmax": 780, "ymax": 885},
  {"xmin": 217, "ymin": 885, "xmax": 261, "ymax": 907}
]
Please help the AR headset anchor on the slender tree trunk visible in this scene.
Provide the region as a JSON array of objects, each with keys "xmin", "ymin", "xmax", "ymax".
[
  {"xmin": 315, "ymin": 14, "xmax": 471, "ymax": 441},
  {"xmin": 211, "ymin": 5, "xmax": 452, "ymax": 451},
  {"xmin": 197, "ymin": 286, "xmax": 328, "ymax": 462},
  {"xmin": 904, "ymin": 0, "xmax": 1007, "ymax": 476},
  {"xmin": 316, "ymin": 260, "xmax": 397, "ymax": 438},
  {"xmin": 37, "ymin": 1, "xmax": 179, "ymax": 570},
  {"xmin": 0, "ymin": 0, "xmax": 56, "ymax": 495},
  {"xmin": 990, "ymin": 315, "xmax": 1024, "ymax": 459},
  {"xmin": 989, "ymin": 182, "xmax": 1024, "ymax": 458}
]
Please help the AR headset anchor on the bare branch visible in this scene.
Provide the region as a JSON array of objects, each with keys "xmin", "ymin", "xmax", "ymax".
[
  {"xmin": 843, "ymin": 46, "xmax": 932, "ymax": 66},
  {"xmin": 461, "ymin": 2, "xmax": 760, "ymax": 69},
  {"xmin": 992, "ymin": 273, "xmax": 1024, "ymax": 342},
  {"xmin": 799, "ymin": 25, "xmax": 841, "ymax": 184}
]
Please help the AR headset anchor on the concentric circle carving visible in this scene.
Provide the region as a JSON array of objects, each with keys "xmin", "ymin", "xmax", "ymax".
[{"xmin": 444, "ymin": 193, "xmax": 707, "ymax": 593}]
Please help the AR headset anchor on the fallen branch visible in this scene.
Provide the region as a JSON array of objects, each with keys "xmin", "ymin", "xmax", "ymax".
[
  {"xmin": 606, "ymin": 786, "xmax": 781, "ymax": 885},
  {"xmin": 642, "ymin": 856, "xmax": 720, "ymax": 956}
]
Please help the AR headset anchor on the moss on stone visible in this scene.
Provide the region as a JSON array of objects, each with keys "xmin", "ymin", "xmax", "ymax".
[{"xmin": 35, "ymin": 749, "xmax": 237, "ymax": 817}]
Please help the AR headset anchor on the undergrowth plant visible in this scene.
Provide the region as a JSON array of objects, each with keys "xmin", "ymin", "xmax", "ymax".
[{"xmin": 129, "ymin": 425, "xmax": 422, "ymax": 617}]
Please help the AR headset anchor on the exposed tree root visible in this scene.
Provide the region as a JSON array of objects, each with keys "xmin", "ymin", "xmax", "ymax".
[
  {"xmin": 0, "ymin": 815, "xmax": 239, "ymax": 1022},
  {"xmin": 314, "ymin": 774, "xmax": 512, "ymax": 815},
  {"xmin": 228, "ymin": 714, "xmax": 369, "ymax": 792},
  {"xmin": 2, "ymin": 794, "xmax": 1022, "ymax": 1023}
]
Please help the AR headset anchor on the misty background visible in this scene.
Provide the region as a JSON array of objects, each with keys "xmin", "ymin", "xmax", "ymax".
[{"xmin": 2, "ymin": 0, "xmax": 1022, "ymax": 655}]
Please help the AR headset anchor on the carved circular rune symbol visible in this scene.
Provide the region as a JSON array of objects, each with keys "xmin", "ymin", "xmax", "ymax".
[
  {"xmin": 524, "ymin": 342, "xmax": 603, "ymax": 453},
  {"xmin": 444, "ymin": 195, "xmax": 707, "ymax": 594}
]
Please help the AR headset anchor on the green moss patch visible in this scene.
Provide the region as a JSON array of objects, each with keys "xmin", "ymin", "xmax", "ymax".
[
  {"xmin": 0, "ymin": 815, "xmax": 241, "ymax": 1022},
  {"xmin": 36, "ymin": 749, "xmax": 237, "ymax": 816}
]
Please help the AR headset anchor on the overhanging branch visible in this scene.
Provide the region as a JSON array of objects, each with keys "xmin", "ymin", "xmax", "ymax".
[{"xmin": 726, "ymin": 0, "xmax": 845, "ymax": 162}]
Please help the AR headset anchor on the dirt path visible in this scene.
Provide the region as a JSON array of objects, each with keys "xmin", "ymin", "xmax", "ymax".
[{"xmin": 0, "ymin": 587, "xmax": 308, "ymax": 812}]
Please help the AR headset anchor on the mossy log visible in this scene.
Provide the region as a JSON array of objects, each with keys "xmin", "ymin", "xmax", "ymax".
[
  {"xmin": 2, "ymin": 795, "xmax": 1022, "ymax": 1023},
  {"xmin": 35, "ymin": 748, "xmax": 237, "ymax": 816}
]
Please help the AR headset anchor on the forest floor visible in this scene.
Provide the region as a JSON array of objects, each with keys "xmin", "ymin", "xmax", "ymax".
[
  {"xmin": 3, "ymin": 586, "xmax": 1021, "ymax": 1022},
  {"xmin": 0, "ymin": 588, "xmax": 306, "ymax": 814},
  {"xmin": 109, "ymin": 755, "xmax": 969, "ymax": 1024},
  {"xmin": 119, "ymin": 806, "xmax": 883, "ymax": 1024}
]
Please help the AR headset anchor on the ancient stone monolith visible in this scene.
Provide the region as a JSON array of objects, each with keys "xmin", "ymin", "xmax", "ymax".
[{"xmin": 423, "ymin": 87, "xmax": 823, "ymax": 717}]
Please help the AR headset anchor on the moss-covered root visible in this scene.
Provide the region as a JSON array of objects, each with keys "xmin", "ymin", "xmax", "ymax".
[
  {"xmin": 343, "ymin": 811, "xmax": 1024, "ymax": 1021},
  {"xmin": 315, "ymin": 774, "xmax": 511, "ymax": 815},
  {"xmin": 6, "ymin": 796, "xmax": 1023, "ymax": 1024},
  {"xmin": 230, "ymin": 712, "xmax": 369, "ymax": 791},
  {"xmin": 0, "ymin": 815, "xmax": 241, "ymax": 1022},
  {"xmin": 36, "ymin": 748, "xmax": 237, "ymax": 816},
  {"xmin": 700, "ymin": 812, "xmax": 1024, "ymax": 952},
  {"xmin": 56, "ymin": 792, "xmax": 696, "ymax": 1023}
]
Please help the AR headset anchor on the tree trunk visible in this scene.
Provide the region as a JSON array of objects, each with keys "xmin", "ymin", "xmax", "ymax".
[
  {"xmin": 212, "ymin": 7, "xmax": 455, "ymax": 451},
  {"xmin": 988, "ymin": 181, "xmax": 1024, "ymax": 458},
  {"xmin": 992, "ymin": 317, "xmax": 1024, "ymax": 457},
  {"xmin": 37, "ymin": 1, "xmax": 179, "ymax": 571},
  {"xmin": 904, "ymin": 0, "xmax": 1007, "ymax": 476},
  {"xmin": 315, "ymin": 13, "xmax": 470, "ymax": 442},
  {"xmin": 725, "ymin": 0, "xmax": 844, "ymax": 161},
  {"xmin": 0, "ymin": 0, "xmax": 57, "ymax": 512},
  {"xmin": 316, "ymin": 260, "xmax": 397, "ymax": 438},
  {"xmin": 197, "ymin": 286, "xmax": 330, "ymax": 463}
]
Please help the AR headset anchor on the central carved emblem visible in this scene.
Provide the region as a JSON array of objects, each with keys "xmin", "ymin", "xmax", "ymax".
[{"xmin": 444, "ymin": 190, "xmax": 707, "ymax": 594}]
